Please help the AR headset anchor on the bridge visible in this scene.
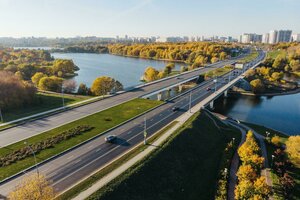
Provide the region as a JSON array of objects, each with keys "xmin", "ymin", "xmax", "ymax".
[{"xmin": 0, "ymin": 50, "xmax": 266, "ymax": 197}]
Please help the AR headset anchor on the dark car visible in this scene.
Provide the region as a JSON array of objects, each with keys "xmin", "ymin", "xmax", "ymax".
[
  {"xmin": 105, "ymin": 135, "xmax": 117, "ymax": 143},
  {"xmin": 172, "ymin": 106, "xmax": 179, "ymax": 112},
  {"xmin": 206, "ymin": 87, "xmax": 211, "ymax": 91}
]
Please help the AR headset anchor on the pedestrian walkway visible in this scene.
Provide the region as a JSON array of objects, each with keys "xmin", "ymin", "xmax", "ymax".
[{"xmin": 225, "ymin": 121, "xmax": 246, "ymax": 200}]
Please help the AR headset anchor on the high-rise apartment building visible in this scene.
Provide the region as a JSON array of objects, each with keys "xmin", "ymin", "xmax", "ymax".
[
  {"xmin": 269, "ymin": 30, "xmax": 278, "ymax": 44},
  {"xmin": 262, "ymin": 33, "xmax": 269, "ymax": 43},
  {"xmin": 292, "ymin": 34, "xmax": 300, "ymax": 42},
  {"xmin": 277, "ymin": 30, "xmax": 292, "ymax": 42}
]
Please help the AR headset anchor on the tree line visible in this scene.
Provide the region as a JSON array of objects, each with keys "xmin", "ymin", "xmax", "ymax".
[{"xmin": 108, "ymin": 42, "xmax": 240, "ymax": 65}]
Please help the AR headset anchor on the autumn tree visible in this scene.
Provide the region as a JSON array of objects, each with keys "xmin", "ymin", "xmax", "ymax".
[
  {"xmin": 38, "ymin": 76, "xmax": 64, "ymax": 92},
  {"xmin": 9, "ymin": 173, "xmax": 55, "ymax": 200},
  {"xmin": 31, "ymin": 72, "xmax": 47, "ymax": 86},
  {"xmin": 285, "ymin": 136, "xmax": 300, "ymax": 166},
  {"xmin": 272, "ymin": 55, "xmax": 287, "ymax": 70},
  {"xmin": 250, "ymin": 79, "xmax": 265, "ymax": 93},
  {"xmin": 63, "ymin": 79, "xmax": 77, "ymax": 93},
  {"xmin": 52, "ymin": 59, "xmax": 77, "ymax": 77},
  {"xmin": 91, "ymin": 76, "xmax": 123, "ymax": 96},
  {"xmin": 143, "ymin": 66, "xmax": 159, "ymax": 82},
  {"xmin": 0, "ymin": 71, "xmax": 36, "ymax": 110},
  {"xmin": 271, "ymin": 135, "xmax": 281, "ymax": 147}
]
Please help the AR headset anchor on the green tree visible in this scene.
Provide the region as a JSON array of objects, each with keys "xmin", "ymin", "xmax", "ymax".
[{"xmin": 77, "ymin": 83, "xmax": 89, "ymax": 95}]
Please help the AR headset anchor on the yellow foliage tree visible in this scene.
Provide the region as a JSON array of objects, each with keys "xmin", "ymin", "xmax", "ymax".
[
  {"xmin": 235, "ymin": 179, "xmax": 255, "ymax": 200},
  {"xmin": 285, "ymin": 136, "xmax": 300, "ymax": 166},
  {"xmin": 236, "ymin": 165, "xmax": 257, "ymax": 181},
  {"xmin": 91, "ymin": 76, "xmax": 123, "ymax": 96},
  {"xmin": 9, "ymin": 173, "xmax": 55, "ymax": 200},
  {"xmin": 253, "ymin": 176, "xmax": 271, "ymax": 199},
  {"xmin": 271, "ymin": 135, "xmax": 281, "ymax": 147},
  {"xmin": 31, "ymin": 72, "xmax": 47, "ymax": 86},
  {"xmin": 143, "ymin": 66, "xmax": 159, "ymax": 82}
]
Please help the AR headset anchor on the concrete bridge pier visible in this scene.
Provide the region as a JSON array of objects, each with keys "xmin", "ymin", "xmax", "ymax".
[
  {"xmin": 178, "ymin": 85, "xmax": 183, "ymax": 92},
  {"xmin": 224, "ymin": 90, "xmax": 228, "ymax": 98},
  {"xmin": 209, "ymin": 100, "xmax": 214, "ymax": 110},
  {"xmin": 157, "ymin": 92, "xmax": 162, "ymax": 101}
]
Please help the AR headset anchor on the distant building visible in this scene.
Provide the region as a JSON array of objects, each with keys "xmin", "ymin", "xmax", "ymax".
[
  {"xmin": 262, "ymin": 33, "xmax": 269, "ymax": 43},
  {"xmin": 240, "ymin": 33, "xmax": 262, "ymax": 43},
  {"xmin": 292, "ymin": 34, "xmax": 300, "ymax": 42},
  {"xmin": 276, "ymin": 30, "xmax": 292, "ymax": 42},
  {"xmin": 269, "ymin": 30, "xmax": 278, "ymax": 44}
]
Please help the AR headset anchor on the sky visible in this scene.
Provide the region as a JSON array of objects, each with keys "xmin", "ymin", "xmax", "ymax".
[{"xmin": 0, "ymin": 0, "xmax": 299, "ymax": 38}]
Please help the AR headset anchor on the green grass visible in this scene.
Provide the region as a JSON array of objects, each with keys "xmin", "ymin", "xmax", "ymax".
[
  {"xmin": 244, "ymin": 122, "xmax": 300, "ymax": 200},
  {"xmin": 1, "ymin": 92, "xmax": 92, "ymax": 123},
  {"xmin": 239, "ymin": 50, "xmax": 259, "ymax": 63},
  {"xmin": 0, "ymin": 98, "xmax": 162, "ymax": 181},
  {"xmin": 204, "ymin": 66, "xmax": 233, "ymax": 79},
  {"xmin": 267, "ymin": 50, "xmax": 287, "ymax": 59},
  {"xmin": 87, "ymin": 111, "xmax": 241, "ymax": 200},
  {"xmin": 57, "ymin": 121, "xmax": 178, "ymax": 200}
]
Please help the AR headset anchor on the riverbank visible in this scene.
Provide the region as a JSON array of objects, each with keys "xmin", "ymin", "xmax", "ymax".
[{"xmin": 229, "ymin": 87, "xmax": 300, "ymax": 97}]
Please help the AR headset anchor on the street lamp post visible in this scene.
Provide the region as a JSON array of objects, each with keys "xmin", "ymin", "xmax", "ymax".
[
  {"xmin": 214, "ymin": 79, "xmax": 217, "ymax": 93},
  {"xmin": 61, "ymin": 84, "xmax": 65, "ymax": 108},
  {"xmin": 144, "ymin": 117, "xmax": 147, "ymax": 145},
  {"xmin": 232, "ymin": 137, "xmax": 235, "ymax": 145},
  {"xmin": 0, "ymin": 108, "xmax": 3, "ymax": 122},
  {"xmin": 189, "ymin": 92, "xmax": 192, "ymax": 113},
  {"xmin": 24, "ymin": 141, "xmax": 40, "ymax": 176},
  {"xmin": 271, "ymin": 154, "xmax": 275, "ymax": 168}
]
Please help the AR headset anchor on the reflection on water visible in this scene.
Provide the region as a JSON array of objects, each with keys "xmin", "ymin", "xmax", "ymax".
[
  {"xmin": 51, "ymin": 53, "xmax": 186, "ymax": 88},
  {"xmin": 213, "ymin": 93, "xmax": 300, "ymax": 135}
]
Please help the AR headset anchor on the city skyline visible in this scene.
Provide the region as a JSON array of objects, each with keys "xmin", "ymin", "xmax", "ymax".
[{"xmin": 0, "ymin": 0, "xmax": 299, "ymax": 38}]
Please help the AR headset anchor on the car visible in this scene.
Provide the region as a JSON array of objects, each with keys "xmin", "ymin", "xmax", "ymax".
[
  {"xmin": 176, "ymin": 77, "xmax": 181, "ymax": 79},
  {"xmin": 105, "ymin": 135, "xmax": 116, "ymax": 143},
  {"xmin": 225, "ymin": 78, "xmax": 228, "ymax": 81},
  {"xmin": 172, "ymin": 106, "xmax": 179, "ymax": 112},
  {"xmin": 206, "ymin": 87, "xmax": 211, "ymax": 91}
]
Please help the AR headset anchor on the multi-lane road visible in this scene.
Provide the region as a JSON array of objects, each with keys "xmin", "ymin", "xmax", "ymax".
[
  {"xmin": 0, "ymin": 51, "xmax": 265, "ymax": 197},
  {"xmin": 0, "ymin": 56, "xmax": 245, "ymax": 147}
]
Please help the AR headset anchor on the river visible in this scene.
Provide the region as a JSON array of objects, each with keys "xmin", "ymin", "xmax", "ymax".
[
  {"xmin": 213, "ymin": 93, "xmax": 300, "ymax": 135},
  {"xmin": 51, "ymin": 53, "xmax": 185, "ymax": 89}
]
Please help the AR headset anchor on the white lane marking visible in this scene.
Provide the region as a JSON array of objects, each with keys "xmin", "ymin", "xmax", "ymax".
[
  {"xmin": 73, "ymin": 159, "xmax": 81, "ymax": 164},
  {"xmin": 67, "ymin": 155, "xmax": 74, "ymax": 160},
  {"xmin": 150, "ymin": 119, "xmax": 153, "ymax": 122},
  {"xmin": 96, "ymin": 148, "xmax": 102, "ymax": 152},
  {"xmin": 127, "ymin": 131, "xmax": 132, "ymax": 134}
]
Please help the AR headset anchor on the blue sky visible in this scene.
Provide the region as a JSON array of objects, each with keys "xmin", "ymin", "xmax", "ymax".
[{"xmin": 0, "ymin": 0, "xmax": 299, "ymax": 38}]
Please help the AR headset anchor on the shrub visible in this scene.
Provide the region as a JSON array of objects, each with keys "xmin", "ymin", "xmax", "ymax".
[{"xmin": 0, "ymin": 125, "xmax": 93, "ymax": 167}]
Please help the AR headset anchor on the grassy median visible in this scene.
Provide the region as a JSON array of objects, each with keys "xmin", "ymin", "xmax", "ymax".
[
  {"xmin": 1, "ymin": 92, "xmax": 91, "ymax": 123},
  {"xmin": 87, "ymin": 111, "xmax": 241, "ymax": 200},
  {"xmin": 0, "ymin": 98, "xmax": 162, "ymax": 181}
]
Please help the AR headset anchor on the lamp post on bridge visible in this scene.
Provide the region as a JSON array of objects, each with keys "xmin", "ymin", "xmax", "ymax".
[{"xmin": 214, "ymin": 78, "xmax": 218, "ymax": 93}]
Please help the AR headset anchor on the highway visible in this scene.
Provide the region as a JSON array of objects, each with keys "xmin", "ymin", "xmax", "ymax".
[
  {"xmin": 0, "ymin": 51, "xmax": 265, "ymax": 197},
  {"xmin": 0, "ymin": 56, "xmax": 245, "ymax": 147}
]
